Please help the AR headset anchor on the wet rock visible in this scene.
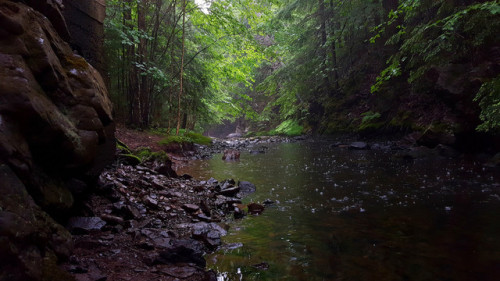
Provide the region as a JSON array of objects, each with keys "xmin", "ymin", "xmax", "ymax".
[
  {"xmin": 247, "ymin": 203, "xmax": 265, "ymax": 215},
  {"xmin": 221, "ymin": 243, "xmax": 244, "ymax": 251},
  {"xmin": 222, "ymin": 149, "xmax": 240, "ymax": 160},
  {"xmin": 485, "ymin": 153, "xmax": 500, "ymax": 168},
  {"xmin": 349, "ymin": 142, "xmax": 369, "ymax": 150},
  {"xmin": 233, "ymin": 206, "xmax": 246, "ymax": 219},
  {"xmin": 226, "ymin": 132, "xmax": 242, "ymax": 138},
  {"xmin": 0, "ymin": 164, "xmax": 73, "ymax": 281},
  {"xmin": 159, "ymin": 265, "xmax": 198, "ymax": 279},
  {"xmin": 253, "ymin": 262, "xmax": 270, "ymax": 270},
  {"xmin": 238, "ymin": 181, "xmax": 256, "ymax": 197},
  {"xmin": 112, "ymin": 202, "xmax": 141, "ymax": 220},
  {"xmin": 183, "ymin": 204, "xmax": 200, "ymax": 213},
  {"xmin": 156, "ymin": 240, "xmax": 206, "ymax": 268},
  {"xmin": 399, "ymin": 146, "xmax": 439, "ymax": 159},
  {"xmin": 263, "ymin": 199, "xmax": 275, "ymax": 206},
  {"xmin": 143, "ymin": 195, "xmax": 159, "ymax": 209},
  {"xmin": 152, "ymin": 160, "xmax": 178, "ymax": 178},
  {"xmin": 100, "ymin": 214, "xmax": 124, "ymax": 225},
  {"xmin": 67, "ymin": 217, "xmax": 106, "ymax": 234},
  {"xmin": 191, "ymin": 223, "xmax": 227, "ymax": 250},
  {"xmin": 218, "ymin": 186, "xmax": 241, "ymax": 197},
  {"xmin": 215, "ymin": 195, "xmax": 242, "ymax": 208},
  {"xmin": 118, "ymin": 154, "xmax": 141, "ymax": 166},
  {"xmin": 436, "ymin": 144, "xmax": 461, "ymax": 158}
]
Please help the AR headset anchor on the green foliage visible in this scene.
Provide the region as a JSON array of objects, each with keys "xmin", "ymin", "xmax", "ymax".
[
  {"xmin": 135, "ymin": 147, "xmax": 170, "ymax": 162},
  {"xmin": 184, "ymin": 132, "xmax": 212, "ymax": 145},
  {"xmin": 116, "ymin": 139, "xmax": 132, "ymax": 154},
  {"xmin": 159, "ymin": 135, "xmax": 192, "ymax": 146},
  {"xmin": 474, "ymin": 76, "xmax": 500, "ymax": 132},
  {"xmin": 273, "ymin": 120, "xmax": 304, "ymax": 136},
  {"xmin": 359, "ymin": 111, "xmax": 383, "ymax": 131},
  {"xmin": 158, "ymin": 131, "xmax": 212, "ymax": 146}
]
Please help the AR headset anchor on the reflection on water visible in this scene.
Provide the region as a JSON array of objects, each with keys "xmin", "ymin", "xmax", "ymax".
[{"xmin": 177, "ymin": 140, "xmax": 500, "ymax": 280}]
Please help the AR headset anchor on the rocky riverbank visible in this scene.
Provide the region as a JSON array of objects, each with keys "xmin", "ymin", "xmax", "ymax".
[{"xmin": 61, "ymin": 155, "xmax": 262, "ymax": 281}]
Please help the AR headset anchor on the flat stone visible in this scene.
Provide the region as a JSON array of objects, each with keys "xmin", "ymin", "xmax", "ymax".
[
  {"xmin": 67, "ymin": 217, "xmax": 106, "ymax": 234},
  {"xmin": 218, "ymin": 186, "xmax": 240, "ymax": 197},
  {"xmin": 182, "ymin": 204, "xmax": 200, "ymax": 213},
  {"xmin": 349, "ymin": 142, "xmax": 369, "ymax": 150}
]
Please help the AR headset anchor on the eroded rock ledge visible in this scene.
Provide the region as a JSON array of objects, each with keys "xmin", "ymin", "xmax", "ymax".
[{"xmin": 0, "ymin": 1, "xmax": 114, "ymax": 280}]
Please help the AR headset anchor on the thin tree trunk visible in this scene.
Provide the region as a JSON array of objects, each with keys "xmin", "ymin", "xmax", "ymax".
[
  {"xmin": 176, "ymin": 0, "xmax": 186, "ymax": 135},
  {"xmin": 318, "ymin": 0, "xmax": 330, "ymax": 94}
]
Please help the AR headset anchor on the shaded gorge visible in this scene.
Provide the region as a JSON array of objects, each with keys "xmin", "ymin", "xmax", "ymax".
[{"xmin": 178, "ymin": 140, "xmax": 500, "ymax": 280}]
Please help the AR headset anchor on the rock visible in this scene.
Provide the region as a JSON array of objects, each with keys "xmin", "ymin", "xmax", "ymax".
[
  {"xmin": 238, "ymin": 181, "xmax": 256, "ymax": 197},
  {"xmin": 218, "ymin": 186, "xmax": 240, "ymax": 197},
  {"xmin": 159, "ymin": 266, "xmax": 197, "ymax": 279},
  {"xmin": 143, "ymin": 195, "xmax": 159, "ymax": 209},
  {"xmin": 100, "ymin": 214, "xmax": 124, "ymax": 225},
  {"xmin": 247, "ymin": 203, "xmax": 265, "ymax": 215},
  {"xmin": 417, "ymin": 128, "xmax": 456, "ymax": 147},
  {"xmin": 485, "ymin": 153, "xmax": 500, "ymax": 168},
  {"xmin": 156, "ymin": 240, "xmax": 206, "ymax": 268},
  {"xmin": 263, "ymin": 199, "xmax": 275, "ymax": 206},
  {"xmin": 226, "ymin": 132, "xmax": 242, "ymax": 138},
  {"xmin": 252, "ymin": 262, "xmax": 270, "ymax": 270},
  {"xmin": 222, "ymin": 149, "xmax": 240, "ymax": 160},
  {"xmin": 112, "ymin": 202, "xmax": 141, "ymax": 220},
  {"xmin": 182, "ymin": 204, "xmax": 200, "ymax": 213},
  {"xmin": 436, "ymin": 144, "xmax": 461, "ymax": 158},
  {"xmin": 67, "ymin": 217, "xmax": 106, "ymax": 234},
  {"xmin": 349, "ymin": 142, "xmax": 369, "ymax": 150},
  {"xmin": 191, "ymin": 223, "xmax": 227, "ymax": 250},
  {"xmin": 0, "ymin": 163, "xmax": 73, "ymax": 281},
  {"xmin": 0, "ymin": 0, "xmax": 115, "ymax": 216},
  {"xmin": 233, "ymin": 206, "xmax": 246, "ymax": 219},
  {"xmin": 152, "ymin": 160, "xmax": 178, "ymax": 178},
  {"xmin": 399, "ymin": 146, "xmax": 439, "ymax": 160}
]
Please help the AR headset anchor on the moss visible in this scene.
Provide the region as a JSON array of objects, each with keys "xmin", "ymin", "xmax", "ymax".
[
  {"xmin": 135, "ymin": 147, "xmax": 170, "ymax": 162},
  {"xmin": 118, "ymin": 153, "xmax": 141, "ymax": 166},
  {"xmin": 116, "ymin": 139, "xmax": 132, "ymax": 154},
  {"xmin": 184, "ymin": 132, "xmax": 212, "ymax": 145},
  {"xmin": 159, "ymin": 135, "xmax": 191, "ymax": 146},
  {"xmin": 65, "ymin": 54, "xmax": 89, "ymax": 71},
  {"xmin": 158, "ymin": 131, "xmax": 212, "ymax": 146}
]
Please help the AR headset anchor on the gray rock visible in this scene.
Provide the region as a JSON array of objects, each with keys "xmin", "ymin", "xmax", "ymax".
[
  {"xmin": 238, "ymin": 181, "xmax": 256, "ymax": 197},
  {"xmin": 349, "ymin": 142, "xmax": 369, "ymax": 150},
  {"xmin": 67, "ymin": 217, "xmax": 106, "ymax": 234}
]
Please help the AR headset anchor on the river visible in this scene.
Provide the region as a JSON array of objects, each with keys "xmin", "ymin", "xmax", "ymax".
[{"xmin": 178, "ymin": 140, "xmax": 500, "ymax": 280}]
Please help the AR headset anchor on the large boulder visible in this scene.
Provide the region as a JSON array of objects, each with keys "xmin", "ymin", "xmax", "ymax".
[
  {"xmin": 0, "ymin": 163, "xmax": 74, "ymax": 281},
  {"xmin": 0, "ymin": 0, "xmax": 115, "ymax": 213},
  {"xmin": 0, "ymin": 1, "xmax": 115, "ymax": 280}
]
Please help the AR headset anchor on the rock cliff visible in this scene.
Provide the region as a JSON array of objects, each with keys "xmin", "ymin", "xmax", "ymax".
[{"xmin": 0, "ymin": 0, "xmax": 115, "ymax": 280}]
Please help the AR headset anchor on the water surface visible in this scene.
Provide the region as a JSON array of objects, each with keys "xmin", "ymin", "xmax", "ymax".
[{"xmin": 178, "ymin": 140, "xmax": 500, "ymax": 280}]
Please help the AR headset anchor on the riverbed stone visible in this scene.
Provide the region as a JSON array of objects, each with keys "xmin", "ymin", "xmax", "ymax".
[
  {"xmin": 349, "ymin": 142, "xmax": 369, "ymax": 150},
  {"xmin": 238, "ymin": 181, "xmax": 256, "ymax": 197}
]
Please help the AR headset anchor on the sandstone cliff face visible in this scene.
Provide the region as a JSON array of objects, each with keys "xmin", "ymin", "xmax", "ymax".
[{"xmin": 0, "ymin": 1, "xmax": 115, "ymax": 280}]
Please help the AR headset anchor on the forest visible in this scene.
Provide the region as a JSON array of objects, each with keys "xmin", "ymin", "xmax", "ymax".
[
  {"xmin": 1, "ymin": 0, "xmax": 500, "ymax": 280},
  {"xmin": 105, "ymin": 0, "xmax": 499, "ymax": 140}
]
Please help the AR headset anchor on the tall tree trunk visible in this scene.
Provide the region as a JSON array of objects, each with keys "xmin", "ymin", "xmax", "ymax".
[
  {"xmin": 176, "ymin": 0, "xmax": 186, "ymax": 135},
  {"xmin": 138, "ymin": 0, "xmax": 148, "ymax": 128},
  {"xmin": 329, "ymin": 0, "xmax": 340, "ymax": 94},
  {"xmin": 318, "ymin": 0, "xmax": 330, "ymax": 94},
  {"xmin": 124, "ymin": 0, "xmax": 140, "ymax": 127}
]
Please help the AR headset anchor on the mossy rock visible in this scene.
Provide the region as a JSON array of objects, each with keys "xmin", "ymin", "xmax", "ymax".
[
  {"xmin": 118, "ymin": 153, "xmax": 141, "ymax": 166},
  {"xmin": 135, "ymin": 147, "xmax": 170, "ymax": 162}
]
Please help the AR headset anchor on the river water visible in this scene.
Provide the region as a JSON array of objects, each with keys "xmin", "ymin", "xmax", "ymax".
[{"xmin": 178, "ymin": 140, "xmax": 500, "ymax": 280}]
